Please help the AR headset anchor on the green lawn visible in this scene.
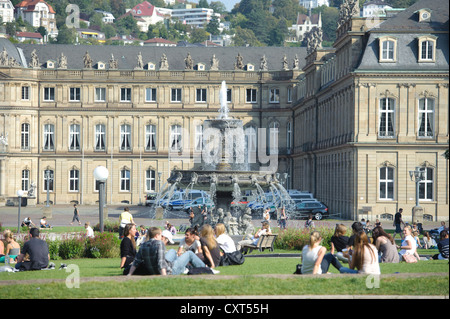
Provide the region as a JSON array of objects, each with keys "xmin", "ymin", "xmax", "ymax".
[{"xmin": 1, "ymin": 257, "xmax": 448, "ymax": 299}]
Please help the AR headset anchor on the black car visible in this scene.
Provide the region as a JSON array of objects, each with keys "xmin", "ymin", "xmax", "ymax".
[{"xmin": 291, "ymin": 201, "xmax": 329, "ymax": 220}]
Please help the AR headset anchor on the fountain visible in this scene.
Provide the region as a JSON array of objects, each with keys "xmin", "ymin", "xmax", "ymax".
[{"xmin": 163, "ymin": 81, "xmax": 294, "ymax": 234}]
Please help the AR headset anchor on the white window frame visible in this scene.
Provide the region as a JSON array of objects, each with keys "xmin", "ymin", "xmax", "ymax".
[
  {"xmin": 120, "ymin": 124, "xmax": 132, "ymax": 151},
  {"xmin": 171, "ymin": 88, "xmax": 182, "ymax": 103},
  {"xmin": 287, "ymin": 87, "xmax": 292, "ymax": 103},
  {"xmin": 145, "ymin": 87, "xmax": 157, "ymax": 102},
  {"xmin": 379, "ymin": 37, "xmax": 397, "ymax": 62},
  {"xmin": 69, "ymin": 124, "xmax": 80, "ymax": 151},
  {"xmin": 269, "ymin": 122, "xmax": 279, "ymax": 154},
  {"xmin": 69, "ymin": 169, "xmax": 79, "ymax": 192},
  {"xmin": 43, "ymin": 123, "xmax": 54, "ymax": 151},
  {"xmin": 418, "ymin": 97, "xmax": 434, "ymax": 138},
  {"xmin": 43, "ymin": 87, "xmax": 55, "ymax": 101},
  {"xmin": 22, "ymin": 169, "xmax": 30, "ymax": 191},
  {"xmin": 170, "ymin": 125, "xmax": 182, "ymax": 151},
  {"xmin": 246, "ymin": 88, "xmax": 257, "ymax": 103},
  {"xmin": 22, "ymin": 86, "xmax": 30, "ymax": 100},
  {"xmin": 196, "ymin": 88, "xmax": 207, "ymax": 103},
  {"xmin": 379, "ymin": 166, "xmax": 394, "ymax": 200},
  {"xmin": 269, "ymin": 88, "xmax": 280, "ymax": 103},
  {"xmin": 419, "ymin": 167, "xmax": 433, "ymax": 201},
  {"xmin": 21, "ymin": 123, "xmax": 30, "ymax": 150},
  {"xmin": 69, "ymin": 87, "xmax": 81, "ymax": 102},
  {"xmin": 418, "ymin": 36, "xmax": 436, "ymax": 63},
  {"xmin": 95, "ymin": 87, "xmax": 106, "ymax": 102},
  {"xmin": 145, "ymin": 169, "xmax": 156, "ymax": 192},
  {"xmin": 145, "ymin": 124, "xmax": 157, "ymax": 151},
  {"xmin": 120, "ymin": 169, "xmax": 131, "ymax": 192},
  {"xmin": 120, "ymin": 88, "xmax": 132, "ymax": 102},
  {"xmin": 195, "ymin": 125, "xmax": 203, "ymax": 151},
  {"xmin": 378, "ymin": 97, "xmax": 395, "ymax": 138},
  {"xmin": 95, "ymin": 124, "xmax": 106, "ymax": 151}
]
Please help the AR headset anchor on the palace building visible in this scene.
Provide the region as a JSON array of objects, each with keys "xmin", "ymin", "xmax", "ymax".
[{"xmin": 0, "ymin": 0, "xmax": 448, "ymax": 221}]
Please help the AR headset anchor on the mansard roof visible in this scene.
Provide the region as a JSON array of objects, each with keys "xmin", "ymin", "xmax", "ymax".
[{"xmin": 0, "ymin": 38, "xmax": 307, "ymax": 71}]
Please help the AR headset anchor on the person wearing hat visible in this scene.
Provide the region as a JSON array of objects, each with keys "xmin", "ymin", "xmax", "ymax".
[{"xmin": 128, "ymin": 227, "xmax": 216, "ymax": 276}]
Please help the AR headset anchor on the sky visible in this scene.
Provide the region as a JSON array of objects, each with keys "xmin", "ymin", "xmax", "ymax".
[{"xmin": 220, "ymin": 0, "xmax": 241, "ymax": 11}]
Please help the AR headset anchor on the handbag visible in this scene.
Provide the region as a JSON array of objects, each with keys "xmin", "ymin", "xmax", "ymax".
[
  {"xmin": 402, "ymin": 254, "xmax": 417, "ymax": 263},
  {"xmin": 293, "ymin": 264, "xmax": 302, "ymax": 274},
  {"xmin": 220, "ymin": 250, "xmax": 245, "ymax": 266}
]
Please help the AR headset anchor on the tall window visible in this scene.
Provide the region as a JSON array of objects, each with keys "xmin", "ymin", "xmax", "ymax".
[
  {"xmin": 120, "ymin": 124, "xmax": 131, "ymax": 151},
  {"xmin": 245, "ymin": 126, "xmax": 257, "ymax": 163},
  {"xmin": 120, "ymin": 169, "xmax": 130, "ymax": 191},
  {"xmin": 286, "ymin": 122, "xmax": 292, "ymax": 152},
  {"xmin": 381, "ymin": 40, "xmax": 395, "ymax": 61},
  {"xmin": 43, "ymin": 124, "xmax": 54, "ymax": 150},
  {"xmin": 21, "ymin": 123, "xmax": 30, "ymax": 150},
  {"xmin": 22, "ymin": 86, "xmax": 30, "ymax": 100},
  {"xmin": 95, "ymin": 124, "xmax": 106, "ymax": 151},
  {"xmin": 420, "ymin": 40, "xmax": 434, "ymax": 61},
  {"xmin": 419, "ymin": 167, "xmax": 433, "ymax": 201},
  {"xmin": 120, "ymin": 88, "xmax": 132, "ymax": 102},
  {"xmin": 269, "ymin": 88, "xmax": 280, "ymax": 103},
  {"xmin": 171, "ymin": 88, "xmax": 182, "ymax": 102},
  {"xmin": 69, "ymin": 87, "xmax": 81, "ymax": 101},
  {"xmin": 418, "ymin": 98, "xmax": 434, "ymax": 137},
  {"xmin": 195, "ymin": 125, "xmax": 203, "ymax": 151},
  {"xmin": 43, "ymin": 87, "xmax": 55, "ymax": 101},
  {"xmin": 246, "ymin": 88, "xmax": 257, "ymax": 103},
  {"xmin": 145, "ymin": 88, "xmax": 157, "ymax": 102},
  {"xmin": 196, "ymin": 88, "xmax": 207, "ymax": 103},
  {"xmin": 145, "ymin": 124, "xmax": 157, "ymax": 151},
  {"xmin": 269, "ymin": 122, "xmax": 279, "ymax": 154},
  {"xmin": 379, "ymin": 167, "xmax": 394, "ymax": 200},
  {"xmin": 146, "ymin": 169, "xmax": 156, "ymax": 192},
  {"xmin": 95, "ymin": 88, "xmax": 106, "ymax": 102},
  {"xmin": 379, "ymin": 98, "xmax": 395, "ymax": 137},
  {"xmin": 69, "ymin": 124, "xmax": 80, "ymax": 151},
  {"xmin": 287, "ymin": 87, "xmax": 292, "ymax": 103},
  {"xmin": 227, "ymin": 89, "xmax": 232, "ymax": 103},
  {"xmin": 22, "ymin": 169, "xmax": 30, "ymax": 191},
  {"xmin": 69, "ymin": 169, "xmax": 79, "ymax": 192},
  {"xmin": 170, "ymin": 125, "xmax": 182, "ymax": 151}
]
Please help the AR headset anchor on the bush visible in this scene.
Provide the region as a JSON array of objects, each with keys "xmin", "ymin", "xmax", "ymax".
[
  {"xmin": 84, "ymin": 232, "xmax": 120, "ymax": 258},
  {"xmin": 46, "ymin": 239, "xmax": 61, "ymax": 260},
  {"xmin": 93, "ymin": 220, "xmax": 120, "ymax": 233},
  {"xmin": 274, "ymin": 226, "xmax": 341, "ymax": 251},
  {"xmin": 58, "ymin": 236, "xmax": 86, "ymax": 259}
]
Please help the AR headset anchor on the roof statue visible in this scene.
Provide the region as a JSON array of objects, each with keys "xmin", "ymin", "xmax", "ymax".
[
  {"xmin": 338, "ymin": 0, "xmax": 360, "ymax": 27},
  {"xmin": 184, "ymin": 52, "xmax": 194, "ymax": 70},
  {"xmin": 305, "ymin": 26, "xmax": 323, "ymax": 55},
  {"xmin": 293, "ymin": 54, "xmax": 300, "ymax": 70},
  {"xmin": 136, "ymin": 52, "xmax": 144, "ymax": 69},
  {"xmin": 210, "ymin": 54, "xmax": 219, "ymax": 71},
  {"xmin": 58, "ymin": 52, "xmax": 67, "ymax": 69},
  {"xmin": 83, "ymin": 51, "xmax": 93, "ymax": 69},
  {"xmin": 159, "ymin": 53, "xmax": 169, "ymax": 70},
  {"xmin": 234, "ymin": 53, "xmax": 244, "ymax": 70},
  {"xmin": 109, "ymin": 54, "xmax": 118, "ymax": 69},
  {"xmin": 0, "ymin": 47, "xmax": 7, "ymax": 66},
  {"xmin": 282, "ymin": 54, "xmax": 289, "ymax": 70},
  {"xmin": 260, "ymin": 55, "xmax": 268, "ymax": 71},
  {"xmin": 30, "ymin": 49, "xmax": 39, "ymax": 68}
]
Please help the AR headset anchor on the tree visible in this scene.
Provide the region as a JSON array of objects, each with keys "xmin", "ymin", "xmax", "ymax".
[
  {"xmin": 206, "ymin": 15, "xmax": 220, "ymax": 35},
  {"xmin": 210, "ymin": 1, "xmax": 227, "ymax": 14},
  {"xmin": 56, "ymin": 25, "xmax": 77, "ymax": 44},
  {"xmin": 198, "ymin": 0, "xmax": 209, "ymax": 8},
  {"xmin": 37, "ymin": 26, "xmax": 48, "ymax": 38},
  {"xmin": 272, "ymin": 0, "xmax": 305, "ymax": 23},
  {"xmin": 232, "ymin": 26, "xmax": 263, "ymax": 47},
  {"xmin": 268, "ymin": 17, "xmax": 288, "ymax": 46},
  {"xmin": 190, "ymin": 27, "xmax": 209, "ymax": 43}
]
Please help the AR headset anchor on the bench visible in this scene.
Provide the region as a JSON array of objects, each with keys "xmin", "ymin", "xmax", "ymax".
[{"xmin": 241, "ymin": 234, "xmax": 278, "ymax": 255}]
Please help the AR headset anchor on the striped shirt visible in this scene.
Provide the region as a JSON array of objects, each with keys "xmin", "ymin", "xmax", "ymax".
[{"xmin": 438, "ymin": 238, "xmax": 449, "ymax": 259}]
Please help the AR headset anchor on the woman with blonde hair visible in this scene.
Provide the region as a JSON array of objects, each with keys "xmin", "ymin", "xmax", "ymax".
[
  {"xmin": 300, "ymin": 231, "xmax": 343, "ymax": 275},
  {"xmin": 398, "ymin": 225, "xmax": 418, "ymax": 262},
  {"xmin": 215, "ymin": 223, "xmax": 236, "ymax": 254},
  {"xmin": 0, "ymin": 230, "xmax": 21, "ymax": 263},
  {"xmin": 330, "ymin": 224, "xmax": 349, "ymax": 263},
  {"xmin": 198, "ymin": 224, "xmax": 221, "ymax": 268},
  {"xmin": 339, "ymin": 231, "xmax": 380, "ymax": 274}
]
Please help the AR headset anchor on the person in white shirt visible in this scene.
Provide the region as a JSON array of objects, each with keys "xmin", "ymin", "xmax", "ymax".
[
  {"xmin": 236, "ymin": 222, "xmax": 271, "ymax": 251},
  {"xmin": 215, "ymin": 223, "xmax": 237, "ymax": 253},
  {"xmin": 339, "ymin": 230, "xmax": 380, "ymax": 275},
  {"xmin": 85, "ymin": 222, "xmax": 94, "ymax": 238},
  {"xmin": 177, "ymin": 227, "xmax": 202, "ymax": 256},
  {"xmin": 398, "ymin": 225, "xmax": 418, "ymax": 262}
]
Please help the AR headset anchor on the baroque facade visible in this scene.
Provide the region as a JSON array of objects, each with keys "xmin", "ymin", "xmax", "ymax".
[{"xmin": 0, "ymin": 0, "xmax": 448, "ymax": 222}]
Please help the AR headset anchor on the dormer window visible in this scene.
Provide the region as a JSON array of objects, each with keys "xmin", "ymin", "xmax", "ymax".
[
  {"xmin": 418, "ymin": 36, "xmax": 436, "ymax": 62},
  {"xmin": 378, "ymin": 36, "xmax": 397, "ymax": 62},
  {"xmin": 417, "ymin": 8, "xmax": 432, "ymax": 22}
]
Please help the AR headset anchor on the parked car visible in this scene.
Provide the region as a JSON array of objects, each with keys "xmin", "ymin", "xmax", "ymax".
[
  {"xmin": 160, "ymin": 190, "xmax": 207, "ymax": 210},
  {"xmin": 291, "ymin": 201, "xmax": 329, "ymax": 220},
  {"xmin": 145, "ymin": 193, "xmax": 158, "ymax": 206},
  {"xmin": 183, "ymin": 197, "xmax": 215, "ymax": 212}
]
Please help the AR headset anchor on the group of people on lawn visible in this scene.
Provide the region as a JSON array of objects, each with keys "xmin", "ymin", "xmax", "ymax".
[{"xmin": 2, "ymin": 206, "xmax": 448, "ymax": 276}]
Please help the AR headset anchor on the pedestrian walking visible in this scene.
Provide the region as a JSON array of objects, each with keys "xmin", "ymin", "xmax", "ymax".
[
  {"xmin": 70, "ymin": 203, "xmax": 81, "ymax": 225},
  {"xmin": 392, "ymin": 208, "xmax": 405, "ymax": 240}
]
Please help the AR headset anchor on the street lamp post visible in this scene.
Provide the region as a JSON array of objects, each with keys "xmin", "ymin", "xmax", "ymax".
[
  {"xmin": 17, "ymin": 190, "xmax": 24, "ymax": 233},
  {"xmin": 44, "ymin": 169, "xmax": 53, "ymax": 207},
  {"xmin": 409, "ymin": 166, "xmax": 425, "ymax": 222},
  {"xmin": 94, "ymin": 166, "xmax": 109, "ymax": 233}
]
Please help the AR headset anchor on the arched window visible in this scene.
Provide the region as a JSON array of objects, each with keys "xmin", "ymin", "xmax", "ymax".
[{"xmin": 379, "ymin": 98, "xmax": 395, "ymax": 137}]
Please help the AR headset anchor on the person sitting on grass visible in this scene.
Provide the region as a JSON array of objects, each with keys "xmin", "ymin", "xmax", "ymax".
[
  {"xmin": 15, "ymin": 228, "xmax": 50, "ymax": 271},
  {"xmin": 431, "ymin": 230, "xmax": 449, "ymax": 260},
  {"xmin": 339, "ymin": 230, "xmax": 380, "ymax": 275},
  {"xmin": 398, "ymin": 225, "xmax": 418, "ymax": 262},
  {"xmin": 0, "ymin": 230, "xmax": 21, "ymax": 263},
  {"xmin": 40, "ymin": 216, "xmax": 52, "ymax": 229},
  {"xmin": 298, "ymin": 231, "xmax": 343, "ymax": 275},
  {"xmin": 422, "ymin": 232, "xmax": 437, "ymax": 249},
  {"xmin": 127, "ymin": 227, "xmax": 214, "ymax": 276},
  {"xmin": 329, "ymin": 224, "xmax": 349, "ymax": 263},
  {"xmin": 371, "ymin": 226, "xmax": 399, "ymax": 263}
]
